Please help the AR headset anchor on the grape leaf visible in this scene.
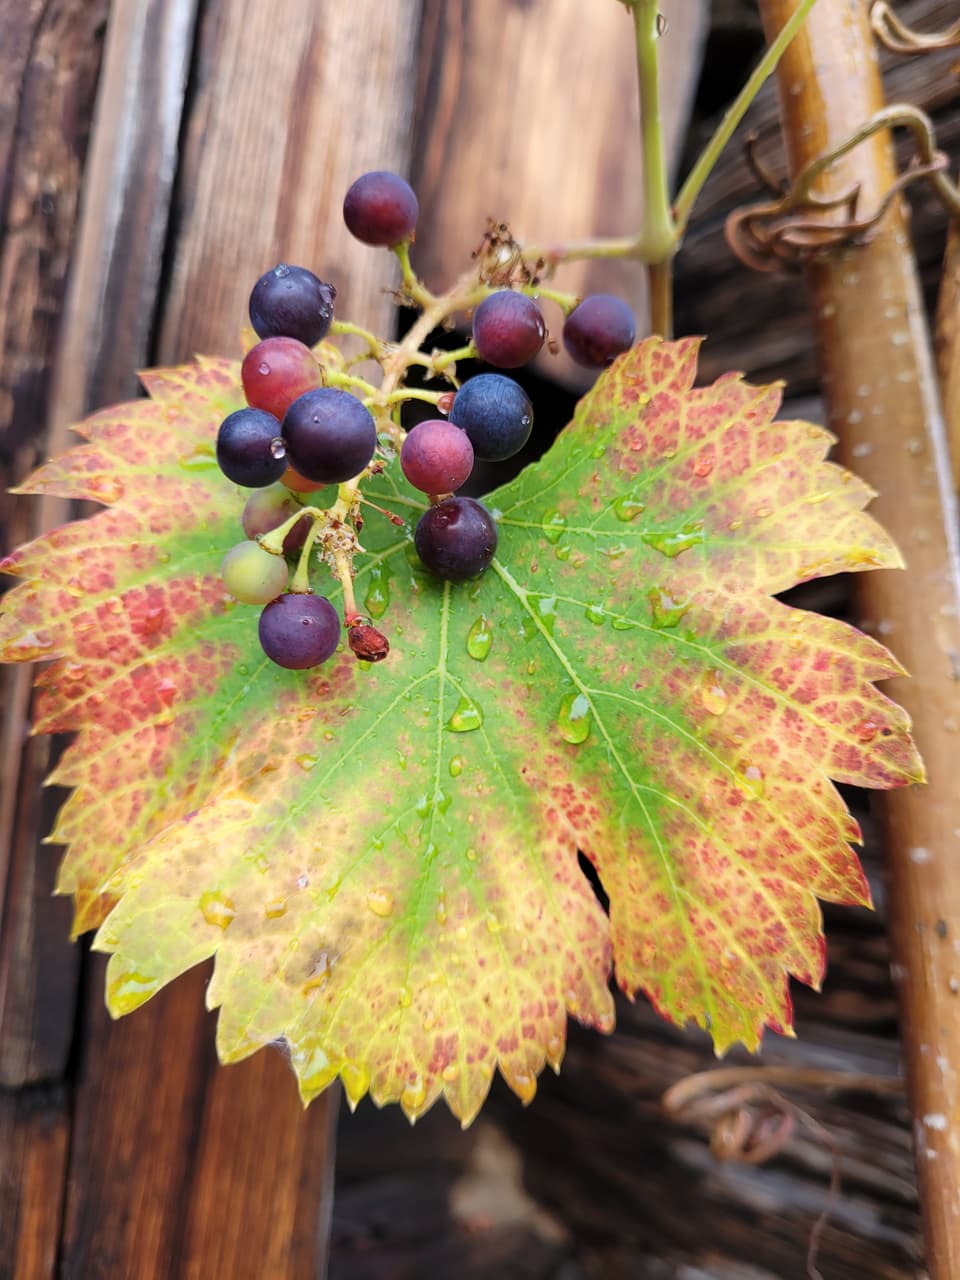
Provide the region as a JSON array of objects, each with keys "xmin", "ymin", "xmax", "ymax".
[{"xmin": 0, "ymin": 338, "xmax": 922, "ymax": 1125}]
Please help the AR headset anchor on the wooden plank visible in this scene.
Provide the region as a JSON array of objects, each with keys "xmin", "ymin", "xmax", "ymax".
[
  {"xmin": 157, "ymin": 0, "xmax": 425, "ymax": 358},
  {"xmin": 0, "ymin": 0, "xmax": 111, "ymax": 1089},
  {"xmin": 409, "ymin": 0, "xmax": 708, "ymax": 386},
  {"xmin": 0, "ymin": 1085, "xmax": 71, "ymax": 1280},
  {"xmin": 58, "ymin": 2, "xmax": 424, "ymax": 1276}
]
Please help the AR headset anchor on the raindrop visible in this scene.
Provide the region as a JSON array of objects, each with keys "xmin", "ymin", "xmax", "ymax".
[
  {"xmin": 366, "ymin": 887, "xmax": 395, "ymax": 917},
  {"xmin": 541, "ymin": 510, "xmax": 567, "ymax": 544},
  {"xmin": 179, "ymin": 445, "xmax": 219, "ymax": 473},
  {"xmin": 341, "ymin": 1061, "xmax": 370, "ymax": 1109},
  {"xmin": 534, "ymin": 595, "xmax": 558, "ymax": 634},
  {"xmin": 436, "ymin": 891, "xmax": 448, "ymax": 925},
  {"xmin": 441, "ymin": 1063, "xmax": 460, "ymax": 1084},
  {"xmin": 449, "ymin": 755, "xmax": 465, "ymax": 778},
  {"xmin": 466, "ymin": 616, "xmax": 492, "ymax": 661},
  {"xmin": 401, "ymin": 1074, "xmax": 428, "ymax": 1113},
  {"xmin": 613, "ymin": 494, "xmax": 645, "ymax": 521},
  {"xmin": 642, "ymin": 520, "xmax": 705, "ymax": 558},
  {"xmin": 447, "ymin": 694, "xmax": 483, "ymax": 733},
  {"xmin": 264, "ymin": 897, "xmax": 287, "ymax": 919},
  {"xmin": 296, "ymin": 753, "xmax": 318, "ymax": 771},
  {"xmin": 108, "ymin": 970, "xmax": 160, "ymax": 1016},
  {"xmin": 738, "ymin": 764, "xmax": 765, "ymax": 798},
  {"xmin": 693, "ymin": 457, "xmax": 713, "ymax": 478},
  {"xmin": 557, "ymin": 691, "xmax": 591, "ymax": 744},
  {"xmin": 364, "ymin": 566, "xmax": 390, "ymax": 619},
  {"xmin": 584, "ymin": 604, "xmax": 606, "ymax": 626},
  {"xmin": 647, "ymin": 587, "xmax": 689, "ymax": 629},
  {"xmin": 398, "ymin": 985, "xmax": 412, "ymax": 1008},
  {"xmin": 269, "ymin": 437, "xmax": 286, "ymax": 459},
  {"xmin": 485, "ymin": 911, "xmax": 502, "ymax": 933},
  {"xmin": 656, "ymin": 11, "xmax": 668, "ymax": 35},
  {"xmin": 701, "ymin": 673, "xmax": 728, "ymax": 716},
  {"xmin": 199, "ymin": 890, "xmax": 236, "ymax": 929}
]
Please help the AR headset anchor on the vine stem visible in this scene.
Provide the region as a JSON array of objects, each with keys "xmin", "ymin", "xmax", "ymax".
[{"xmin": 672, "ymin": 0, "xmax": 820, "ymax": 231}]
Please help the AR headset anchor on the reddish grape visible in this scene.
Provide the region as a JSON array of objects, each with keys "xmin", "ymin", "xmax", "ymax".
[
  {"xmin": 241, "ymin": 336, "xmax": 323, "ymax": 420},
  {"xmin": 249, "ymin": 264, "xmax": 336, "ymax": 346},
  {"xmin": 282, "ymin": 388, "xmax": 377, "ymax": 485},
  {"xmin": 449, "ymin": 373, "xmax": 533, "ymax": 461},
  {"xmin": 281, "ymin": 464, "xmax": 326, "ymax": 494},
  {"xmin": 343, "ymin": 171, "xmax": 418, "ymax": 246},
  {"xmin": 216, "ymin": 408, "xmax": 286, "ymax": 487},
  {"xmin": 414, "ymin": 497, "xmax": 498, "ymax": 581},
  {"xmin": 400, "ymin": 420, "xmax": 474, "ymax": 495},
  {"xmin": 472, "ymin": 291, "xmax": 545, "ymax": 368},
  {"xmin": 562, "ymin": 294, "xmax": 636, "ymax": 368},
  {"xmin": 241, "ymin": 483, "xmax": 309, "ymax": 553},
  {"xmin": 258, "ymin": 593, "xmax": 341, "ymax": 669}
]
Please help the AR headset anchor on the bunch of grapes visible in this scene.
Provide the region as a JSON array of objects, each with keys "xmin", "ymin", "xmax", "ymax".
[{"xmin": 215, "ymin": 170, "xmax": 636, "ymax": 671}]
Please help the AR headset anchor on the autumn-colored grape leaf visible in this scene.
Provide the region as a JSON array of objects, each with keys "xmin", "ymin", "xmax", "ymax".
[{"xmin": 0, "ymin": 337, "xmax": 922, "ymax": 1125}]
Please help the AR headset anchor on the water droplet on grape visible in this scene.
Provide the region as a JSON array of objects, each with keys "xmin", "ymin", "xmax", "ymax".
[
  {"xmin": 449, "ymin": 755, "xmax": 464, "ymax": 777},
  {"xmin": 466, "ymin": 616, "xmax": 492, "ymax": 661},
  {"xmin": 199, "ymin": 890, "xmax": 236, "ymax": 929},
  {"xmin": 366, "ymin": 887, "xmax": 395, "ymax": 917},
  {"xmin": 557, "ymin": 692, "xmax": 591, "ymax": 744},
  {"xmin": 364, "ymin": 567, "xmax": 390, "ymax": 618},
  {"xmin": 541, "ymin": 510, "xmax": 567, "ymax": 543},
  {"xmin": 642, "ymin": 520, "xmax": 705, "ymax": 558},
  {"xmin": 269, "ymin": 436, "xmax": 286, "ymax": 459},
  {"xmin": 275, "ymin": 263, "xmax": 290, "ymax": 278},
  {"xmin": 258, "ymin": 360, "xmax": 271, "ymax": 376},
  {"xmin": 656, "ymin": 11, "xmax": 668, "ymax": 35},
  {"xmin": 701, "ymin": 673, "xmax": 728, "ymax": 716},
  {"xmin": 447, "ymin": 695, "xmax": 483, "ymax": 733}
]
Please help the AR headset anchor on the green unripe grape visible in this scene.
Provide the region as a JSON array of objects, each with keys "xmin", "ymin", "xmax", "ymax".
[{"xmin": 222, "ymin": 540, "xmax": 289, "ymax": 604}]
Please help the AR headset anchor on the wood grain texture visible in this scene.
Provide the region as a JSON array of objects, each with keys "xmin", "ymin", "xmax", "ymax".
[
  {"xmin": 0, "ymin": 1086, "xmax": 71, "ymax": 1280},
  {"xmin": 157, "ymin": 0, "xmax": 425, "ymax": 359},
  {"xmin": 409, "ymin": 0, "xmax": 708, "ymax": 386}
]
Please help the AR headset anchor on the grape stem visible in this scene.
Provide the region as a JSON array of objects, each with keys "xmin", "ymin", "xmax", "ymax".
[
  {"xmin": 393, "ymin": 240, "xmax": 437, "ymax": 309},
  {"xmin": 290, "ymin": 518, "xmax": 324, "ymax": 594},
  {"xmin": 332, "ymin": 549, "xmax": 358, "ymax": 618}
]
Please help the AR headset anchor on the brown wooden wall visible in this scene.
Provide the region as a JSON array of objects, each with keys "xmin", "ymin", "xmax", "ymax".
[{"xmin": 1, "ymin": 1, "xmax": 957, "ymax": 1277}]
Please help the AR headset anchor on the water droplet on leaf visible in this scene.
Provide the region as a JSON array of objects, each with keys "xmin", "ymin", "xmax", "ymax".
[
  {"xmin": 466, "ymin": 616, "xmax": 492, "ymax": 661},
  {"xmin": 701, "ymin": 673, "xmax": 728, "ymax": 716},
  {"xmin": 541, "ymin": 510, "xmax": 567, "ymax": 544},
  {"xmin": 647, "ymin": 587, "xmax": 689, "ymax": 629},
  {"xmin": 557, "ymin": 692, "xmax": 591, "ymax": 744},
  {"xmin": 199, "ymin": 891, "xmax": 236, "ymax": 929},
  {"xmin": 449, "ymin": 755, "xmax": 464, "ymax": 777},
  {"xmin": 642, "ymin": 520, "xmax": 705, "ymax": 558},
  {"xmin": 739, "ymin": 764, "xmax": 765, "ymax": 798},
  {"xmin": 613, "ymin": 493, "xmax": 645, "ymax": 521},
  {"xmin": 366, "ymin": 887, "xmax": 395, "ymax": 917},
  {"xmin": 447, "ymin": 695, "xmax": 483, "ymax": 733},
  {"xmin": 364, "ymin": 566, "xmax": 390, "ymax": 619}
]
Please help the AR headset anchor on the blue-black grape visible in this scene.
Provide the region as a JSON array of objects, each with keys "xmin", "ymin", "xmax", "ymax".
[
  {"xmin": 472, "ymin": 291, "xmax": 545, "ymax": 368},
  {"xmin": 343, "ymin": 171, "xmax": 418, "ymax": 246},
  {"xmin": 449, "ymin": 373, "xmax": 533, "ymax": 462},
  {"xmin": 282, "ymin": 388, "xmax": 377, "ymax": 484},
  {"xmin": 249, "ymin": 264, "xmax": 336, "ymax": 347},
  {"xmin": 259, "ymin": 592, "xmax": 341, "ymax": 668},
  {"xmin": 562, "ymin": 294, "xmax": 636, "ymax": 368},
  {"xmin": 400, "ymin": 420, "xmax": 474, "ymax": 495},
  {"xmin": 216, "ymin": 407, "xmax": 287, "ymax": 487},
  {"xmin": 414, "ymin": 497, "xmax": 498, "ymax": 581}
]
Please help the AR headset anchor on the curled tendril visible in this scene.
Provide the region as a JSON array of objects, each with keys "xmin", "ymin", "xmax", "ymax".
[
  {"xmin": 726, "ymin": 105, "xmax": 960, "ymax": 273},
  {"xmin": 662, "ymin": 1066, "xmax": 904, "ymax": 1280},
  {"xmin": 870, "ymin": 2, "xmax": 960, "ymax": 54}
]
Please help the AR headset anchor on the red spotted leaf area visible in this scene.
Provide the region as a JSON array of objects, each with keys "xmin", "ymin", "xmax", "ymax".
[{"xmin": 0, "ymin": 339, "xmax": 922, "ymax": 1125}]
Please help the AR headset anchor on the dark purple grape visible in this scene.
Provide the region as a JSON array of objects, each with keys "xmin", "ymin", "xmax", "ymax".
[
  {"xmin": 414, "ymin": 497, "xmax": 498, "ymax": 581},
  {"xmin": 400, "ymin": 420, "xmax": 474, "ymax": 495},
  {"xmin": 258, "ymin": 593, "xmax": 341, "ymax": 669},
  {"xmin": 562, "ymin": 294, "xmax": 636, "ymax": 368},
  {"xmin": 343, "ymin": 171, "xmax": 418, "ymax": 246},
  {"xmin": 449, "ymin": 374, "xmax": 533, "ymax": 462},
  {"xmin": 472, "ymin": 291, "xmax": 545, "ymax": 368},
  {"xmin": 249, "ymin": 265, "xmax": 336, "ymax": 346},
  {"xmin": 216, "ymin": 408, "xmax": 286, "ymax": 487},
  {"xmin": 241, "ymin": 483, "xmax": 310, "ymax": 553},
  {"xmin": 282, "ymin": 388, "xmax": 377, "ymax": 484}
]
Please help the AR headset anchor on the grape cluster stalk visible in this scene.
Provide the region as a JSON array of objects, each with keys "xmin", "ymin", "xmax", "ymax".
[{"xmin": 214, "ymin": 170, "xmax": 637, "ymax": 670}]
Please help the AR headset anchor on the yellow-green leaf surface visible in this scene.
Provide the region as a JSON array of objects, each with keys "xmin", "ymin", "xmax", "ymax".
[{"xmin": 0, "ymin": 339, "xmax": 922, "ymax": 1124}]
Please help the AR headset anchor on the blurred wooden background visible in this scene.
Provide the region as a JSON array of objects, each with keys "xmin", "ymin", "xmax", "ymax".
[{"xmin": 1, "ymin": 1, "xmax": 957, "ymax": 1276}]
